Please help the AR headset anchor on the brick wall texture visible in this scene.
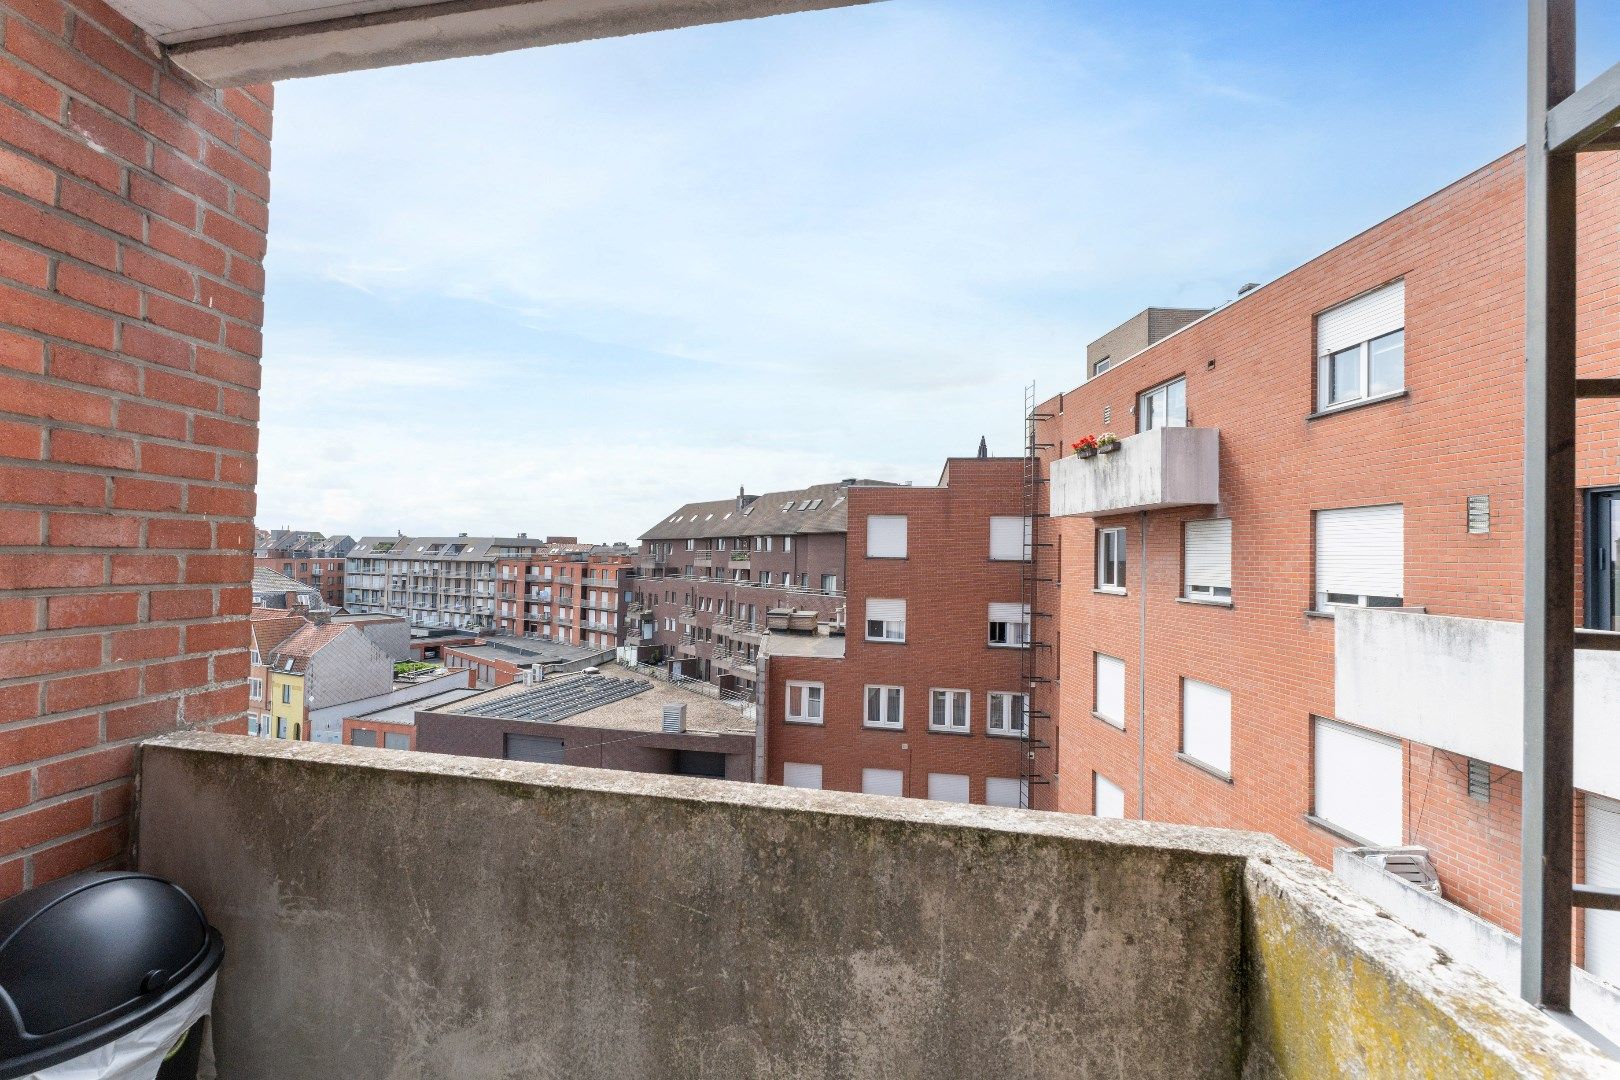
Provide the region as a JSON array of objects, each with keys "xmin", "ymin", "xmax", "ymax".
[
  {"xmin": 1033, "ymin": 149, "xmax": 1620, "ymax": 938},
  {"xmin": 0, "ymin": 0, "xmax": 269, "ymax": 898}
]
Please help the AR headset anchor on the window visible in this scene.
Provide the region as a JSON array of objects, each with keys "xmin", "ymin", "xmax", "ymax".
[
  {"xmin": 758, "ymin": 572, "xmax": 771, "ymax": 585},
  {"xmin": 987, "ymin": 602, "xmax": 1030, "ymax": 648},
  {"xmin": 989, "ymin": 516, "xmax": 1033, "ymax": 561},
  {"xmin": 1586, "ymin": 796, "xmax": 1620, "ymax": 982},
  {"xmin": 248, "ymin": 677, "xmax": 263, "ymax": 700},
  {"xmin": 250, "ymin": 648, "xmax": 261, "ymax": 665},
  {"xmin": 1315, "ymin": 280, "xmax": 1405, "ymax": 411},
  {"xmin": 1094, "ymin": 653, "xmax": 1125, "ymax": 728},
  {"xmin": 350, "ymin": 728, "xmax": 377, "ymax": 747},
  {"xmin": 1096, "ymin": 527, "xmax": 1127, "ymax": 591},
  {"xmin": 1312, "ymin": 717, "xmax": 1401, "ymax": 845},
  {"xmin": 281, "ymin": 684, "xmax": 291, "ymax": 704},
  {"xmin": 1184, "ymin": 518, "xmax": 1233, "ymax": 600},
  {"xmin": 1093, "ymin": 773, "xmax": 1126, "ymax": 818},
  {"xmin": 260, "ymin": 713, "xmax": 271, "ymax": 737},
  {"xmin": 820, "ymin": 574, "xmax": 837, "ymax": 593},
  {"xmin": 783, "ymin": 762, "xmax": 823, "ymax": 789},
  {"xmin": 1181, "ymin": 679, "xmax": 1232, "ymax": 776},
  {"xmin": 865, "ymin": 599, "xmax": 906, "ymax": 642},
  {"xmin": 929, "ymin": 689, "xmax": 970, "ymax": 733},
  {"xmin": 247, "ymin": 713, "xmax": 260, "ymax": 736},
  {"xmin": 1314, "ymin": 504, "xmax": 1404, "ymax": 610},
  {"xmin": 1092, "ymin": 354, "xmax": 1113, "ymax": 377},
  {"xmin": 927, "ymin": 773, "xmax": 970, "ymax": 803},
  {"xmin": 987, "ymin": 692, "xmax": 1028, "ymax": 737},
  {"xmin": 384, "ymin": 732, "xmax": 410, "ymax": 750},
  {"xmin": 862, "ymin": 768, "xmax": 903, "ymax": 797},
  {"xmin": 867, "ymin": 515, "xmax": 907, "ymax": 558},
  {"xmin": 785, "ymin": 681, "xmax": 824, "ymax": 724},
  {"xmin": 686, "ymin": 539, "xmax": 695, "ymax": 550},
  {"xmin": 783, "ymin": 536, "xmax": 793, "ymax": 552},
  {"xmin": 985, "ymin": 777, "xmax": 1027, "ymax": 808},
  {"xmin": 864, "ymin": 685, "xmax": 903, "ymax": 729},
  {"xmin": 1137, "ymin": 376, "xmax": 1187, "ymax": 432}
]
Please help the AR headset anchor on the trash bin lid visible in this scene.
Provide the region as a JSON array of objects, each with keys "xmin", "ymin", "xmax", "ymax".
[{"xmin": 0, "ymin": 872, "xmax": 223, "ymax": 1077}]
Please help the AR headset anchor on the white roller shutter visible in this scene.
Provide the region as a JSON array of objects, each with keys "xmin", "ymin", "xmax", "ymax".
[
  {"xmin": 1184, "ymin": 519, "xmax": 1232, "ymax": 592},
  {"xmin": 1312, "ymin": 718, "xmax": 1401, "ymax": 845},
  {"xmin": 927, "ymin": 773, "xmax": 970, "ymax": 803},
  {"xmin": 1317, "ymin": 280, "xmax": 1405, "ymax": 356},
  {"xmin": 990, "ymin": 516, "xmax": 1031, "ymax": 561},
  {"xmin": 866, "ymin": 598, "xmax": 905, "ymax": 622},
  {"xmin": 989, "ymin": 602, "xmax": 1027, "ymax": 622},
  {"xmin": 1316, "ymin": 505, "xmax": 1404, "ymax": 599},
  {"xmin": 1094, "ymin": 774, "xmax": 1125, "ymax": 818},
  {"xmin": 784, "ymin": 762, "xmax": 823, "ymax": 789},
  {"xmin": 986, "ymin": 777, "xmax": 1027, "ymax": 808},
  {"xmin": 1181, "ymin": 679, "xmax": 1232, "ymax": 774},
  {"xmin": 862, "ymin": 768, "xmax": 904, "ymax": 797},
  {"xmin": 1586, "ymin": 796, "xmax": 1620, "ymax": 983},
  {"xmin": 867, "ymin": 515, "xmax": 908, "ymax": 558},
  {"xmin": 1095, "ymin": 653, "xmax": 1125, "ymax": 726}
]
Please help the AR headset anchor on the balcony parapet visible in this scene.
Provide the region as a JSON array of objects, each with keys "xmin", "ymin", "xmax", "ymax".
[
  {"xmin": 133, "ymin": 733, "xmax": 1613, "ymax": 1080},
  {"xmin": 1334, "ymin": 606, "xmax": 1620, "ymax": 801},
  {"xmin": 1050, "ymin": 426, "xmax": 1219, "ymax": 518}
]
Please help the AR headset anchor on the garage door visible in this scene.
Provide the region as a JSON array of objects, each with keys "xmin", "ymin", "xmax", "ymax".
[
  {"xmin": 1587, "ymin": 795, "xmax": 1620, "ymax": 983},
  {"xmin": 504, "ymin": 733, "xmax": 564, "ymax": 763}
]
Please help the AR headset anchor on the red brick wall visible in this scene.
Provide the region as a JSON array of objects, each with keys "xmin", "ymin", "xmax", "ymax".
[
  {"xmin": 0, "ymin": 1, "xmax": 269, "ymax": 897},
  {"xmin": 1034, "ymin": 149, "xmax": 1620, "ymax": 931},
  {"xmin": 766, "ymin": 459, "xmax": 1027, "ymax": 802}
]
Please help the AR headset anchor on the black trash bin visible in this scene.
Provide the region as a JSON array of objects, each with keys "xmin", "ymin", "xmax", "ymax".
[{"xmin": 0, "ymin": 872, "xmax": 223, "ymax": 1080}]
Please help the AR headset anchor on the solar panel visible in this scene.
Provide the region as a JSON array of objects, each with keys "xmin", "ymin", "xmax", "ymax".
[{"xmin": 461, "ymin": 675, "xmax": 650, "ymax": 724}]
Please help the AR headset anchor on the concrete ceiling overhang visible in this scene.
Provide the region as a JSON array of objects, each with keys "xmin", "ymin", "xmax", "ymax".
[{"xmin": 106, "ymin": 0, "xmax": 881, "ymax": 87}]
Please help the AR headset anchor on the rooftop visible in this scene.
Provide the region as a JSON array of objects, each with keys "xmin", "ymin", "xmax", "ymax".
[
  {"xmin": 441, "ymin": 669, "xmax": 756, "ymax": 736},
  {"xmin": 446, "ymin": 637, "xmax": 605, "ymax": 667},
  {"xmin": 347, "ymin": 686, "xmax": 483, "ymax": 728},
  {"xmin": 639, "ymin": 481, "xmax": 899, "ymax": 542}
]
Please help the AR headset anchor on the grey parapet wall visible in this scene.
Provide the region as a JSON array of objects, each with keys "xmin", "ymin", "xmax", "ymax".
[{"xmin": 132, "ymin": 734, "xmax": 1617, "ymax": 1080}]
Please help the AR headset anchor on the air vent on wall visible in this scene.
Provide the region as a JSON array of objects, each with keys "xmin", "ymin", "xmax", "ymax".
[{"xmin": 1467, "ymin": 495, "xmax": 1491, "ymax": 534}]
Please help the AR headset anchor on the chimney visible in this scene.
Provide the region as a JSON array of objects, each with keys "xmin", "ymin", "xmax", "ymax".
[
  {"xmin": 737, "ymin": 485, "xmax": 745, "ymax": 511},
  {"xmin": 977, "ymin": 435, "xmax": 988, "ymax": 459},
  {"xmin": 662, "ymin": 703, "xmax": 687, "ymax": 733},
  {"xmin": 310, "ymin": 608, "xmax": 331, "ymax": 626}
]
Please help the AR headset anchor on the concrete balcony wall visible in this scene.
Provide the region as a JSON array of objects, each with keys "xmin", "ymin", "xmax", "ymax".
[
  {"xmin": 1334, "ymin": 607, "xmax": 1620, "ymax": 800},
  {"xmin": 1049, "ymin": 427, "xmax": 1220, "ymax": 518},
  {"xmin": 134, "ymin": 734, "xmax": 1612, "ymax": 1079}
]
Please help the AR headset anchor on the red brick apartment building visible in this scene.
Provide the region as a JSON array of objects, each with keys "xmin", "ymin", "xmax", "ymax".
[
  {"xmin": 493, "ymin": 546, "xmax": 633, "ymax": 650},
  {"xmin": 764, "ymin": 457, "xmax": 1034, "ymax": 806},
  {"xmin": 634, "ymin": 484, "xmax": 862, "ymax": 696},
  {"xmin": 1032, "ymin": 149, "xmax": 1620, "ymax": 977}
]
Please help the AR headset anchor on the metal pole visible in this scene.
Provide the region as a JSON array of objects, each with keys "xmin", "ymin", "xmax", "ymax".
[{"xmin": 1523, "ymin": 0, "xmax": 1578, "ymax": 1011}]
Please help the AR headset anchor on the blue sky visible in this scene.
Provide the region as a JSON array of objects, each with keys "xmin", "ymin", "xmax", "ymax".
[{"xmin": 255, "ymin": 0, "xmax": 1620, "ymax": 542}]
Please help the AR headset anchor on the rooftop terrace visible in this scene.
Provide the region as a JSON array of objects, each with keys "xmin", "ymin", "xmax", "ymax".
[{"xmin": 134, "ymin": 734, "xmax": 1616, "ymax": 1079}]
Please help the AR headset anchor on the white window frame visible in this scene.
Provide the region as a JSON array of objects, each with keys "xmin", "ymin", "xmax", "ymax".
[
  {"xmin": 864, "ymin": 684, "xmax": 903, "ymax": 729},
  {"xmin": 865, "ymin": 598, "xmax": 906, "ymax": 643},
  {"xmin": 248, "ymin": 677, "xmax": 263, "ymax": 701},
  {"xmin": 1136, "ymin": 375, "xmax": 1187, "ymax": 432},
  {"xmin": 785, "ymin": 680, "xmax": 824, "ymax": 725},
  {"xmin": 987, "ymin": 692, "xmax": 1028, "ymax": 737},
  {"xmin": 1094, "ymin": 653, "xmax": 1125, "ymax": 729},
  {"xmin": 1097, "ymin": 527, "xmax": 1127, "ymax": 592},
  {"xmin": 1314, "ymin": 504, "xmax": 1404, "ymax": 611},
  {"xmin": 1180, "ymin": 678, "xmax": 1233, "ymax": 778},
  {"xmin": 989, "ymin": 516, "xmax": 1033, "ymax": 562},
  {"xmin": 987, "ymin": 602, "xmax": 1030, "ymax": 649},
  {"xmin": 866, "ymin": 514, "xmax": 908, "ymax": 559},
  {"xmin": 1183, "ymin": 518, "xmax": 1233, "ymax": 601},
  {"xmin": 1315, "ymin": 280, "xmax": 1406, "ymax": 412},
  {"xmin": 929, "ymin": 688, "xmax": 970, "ymax": 734},
  {"xmin": 1311, "ymin": 716, "xmax": 1402, "ymax": 845}
]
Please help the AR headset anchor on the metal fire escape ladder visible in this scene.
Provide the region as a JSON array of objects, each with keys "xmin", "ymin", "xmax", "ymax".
[
  {"xmin": 1020, "ymin": 382, "xmax": 1055, "ymax": 808},
  {"xmin": 1525, "ymin": 0, "xmax": 1620, "ymax": 1027}
]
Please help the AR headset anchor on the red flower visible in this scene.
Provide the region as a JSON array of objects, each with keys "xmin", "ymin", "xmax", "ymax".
[{"xmin": 1072, "ymin": 435, "xmax": 1099, "ymax": 452}]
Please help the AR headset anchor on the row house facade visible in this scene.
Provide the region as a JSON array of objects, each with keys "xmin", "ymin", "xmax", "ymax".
[
  {"xmin": 635, "ymin": 483, "xmax": 880, "ymax": 696},
  {"xmin": 1033, "ymin": 149, "xmax": 1620, "ymax": 980},
  {"xmin": 763, "ymin": 457, "xmax": 1034, "ymax": 807},
  {"xmin": 254, "ymin": 530, "xmax": 355, "ymax": 608},
  {"xmin": 493, "ymin": 546, "xmax": 636, "ymax": 650}
]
